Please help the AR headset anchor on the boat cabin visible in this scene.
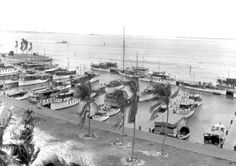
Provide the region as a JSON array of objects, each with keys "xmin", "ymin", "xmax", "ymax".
[
  {"xmin": 203, "ymin": 123, "xmax": 225, "ymax": 148},
  {"xmin": 152, "ymin": 114, "xmax": 186, "ymax": 137}
]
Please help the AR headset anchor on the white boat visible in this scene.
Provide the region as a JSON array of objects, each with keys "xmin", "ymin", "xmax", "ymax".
[
  {"xmin": 103, "ymin": 106, "xmax": 120, "ymax": 116},
  {"xmin": 52, "ymin": 69, "xmax": 76, "ymax": 80},
  {"xmin": 105, "ymin": 80, "xmax": 124, "ymax": 93},
  {"xmin": 203, "ymin": 122, "xmax": 226, "ymax": 148},
  {"xmin": 175, "ymin": 102, "xmax": 195, "ymax": 119},
  {"xmin": 90, "ymin": 76, "xmax": 99, "ymax": 83},
  {"xmin": 0, "ymin": 66, "xmax": 18, "ymax": 76},
  {"xmin": 139, "ymin": 93, "xmax": 158, "ymax": 102},
  {"xmin": 19, "ymin": 75, "xmax": 49, "ymax": 86},
  {"xmin": 140, "ymin": 76, "xmax": 176, "ymax": 85},
  {"xmin": 91, "ymin": 112, "xmax": 109, "ymax": 121},
  {"xmin": 7, "ymin": 90, "xmax": 28, "ymax": 100},
  {"xmin": 50, "ymin": 90, "xmax": 80, "ymax": 110}
]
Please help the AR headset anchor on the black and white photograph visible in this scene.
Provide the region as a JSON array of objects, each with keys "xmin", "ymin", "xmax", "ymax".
[{"xmin": 0, "ymin": 0, "xmax": 236, "ymax": 165}]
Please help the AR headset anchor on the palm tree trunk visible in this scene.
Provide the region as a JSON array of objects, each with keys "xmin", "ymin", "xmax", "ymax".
[
  {"xmin": 121, "ymin": 108, "xmax": 125, "ymax": 143},
  {"xmin": 161, "ymin": 103, "xmax": 169, "ymax": 154},
  {"xmin": 131, "ymin": 118, "xmax": 136, "ymax": 160},
  {"xmin": 88, "ymin": 99, "xmax": 91, "ymax": 136}
]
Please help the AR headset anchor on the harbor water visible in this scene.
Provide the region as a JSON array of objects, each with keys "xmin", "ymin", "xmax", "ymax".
[{"xmin": 1, "ymin": 32, "xmax": 236, "ymax": 150}]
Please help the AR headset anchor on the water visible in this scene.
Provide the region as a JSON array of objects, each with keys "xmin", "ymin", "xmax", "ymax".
[
  {"xmin": 1, "ymin": 32, "xmax": 236, "ymax": 150},
  {"xmin": 1, "ymin": 32, "xmax": 236, "ymax": 82}
]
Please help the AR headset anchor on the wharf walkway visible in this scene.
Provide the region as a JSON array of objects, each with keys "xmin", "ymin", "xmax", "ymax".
[{"xmin": 0, "ymin": 95, "xmax": 236, "ymax": 162}]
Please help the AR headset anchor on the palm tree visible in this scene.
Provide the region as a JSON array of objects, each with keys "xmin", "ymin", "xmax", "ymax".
[
  {"xmin": 75, "ymin": 81, "xmax": 105, "ymax": 137},
  {"xmin": 150, "ymin": 83, "xmax": 171, "ymax": 156},
  {"xmin": 125, "ymin": 77, "xmax": 139, "ymax": 162},
  {"xmin": 108, "ymin": 89, "xmax": 127, "ymax": 143}
]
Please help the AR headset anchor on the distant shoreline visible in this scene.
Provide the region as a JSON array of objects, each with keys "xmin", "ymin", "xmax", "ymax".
[{"xmin": 2, "ymin": 30, "xmax": 236, "ymax": 41}]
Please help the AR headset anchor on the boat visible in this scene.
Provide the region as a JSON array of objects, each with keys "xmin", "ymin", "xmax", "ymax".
[
  {"xmin": 56, "ymin": 40, "xmax": 68, "ymax": 44},
  {"xmin": 0, "ymin": 66, "xmax": 18, "ymax": 76},
  {"xmin": 29, "ymin": 88, "xmax": 60, "ymax": 106},
  {"xmin": 179, "ymin": 81, "xmax": 226, "ymax": 95},
  {"xmin": 7, "ymin": 90, "xmax": 28, "ymax": 100},
  {"xmin": 140, "ymin": 71, "xmax": 176, "ymax": 85},
  {"xmin": 152, "ymin": 113, "xmax": 186, "ymax": 138},
  {"xmin": 99, "ymin": 105, "xmax": 121, "ymax": 116},
  {"xmin": 91, "ymin": 62, "xmax": 117, "ymax": 72},
  {"xmin": 90, "ymin": 112, "xmax": 109, "ymax": 121},
  {"xmin": 203, "ymin": 122, "xmax": 226, "ymax": 148},
  {"xmin": 50, "ymin": 90, "xmax": 80, "ymax": 110},
  {"xmin": 189, "ymin": 94, "xmax": 202, "ymax": 107},
  {"xmin": 177, "ymin": 126, "xmax": 190, "ymax": 140},
  {"xmin": 175, "ymin": 102, "xmax": 195, "ymax": 119},
  {"xmin": 105, "ymin": 80, "xmax": 124, "ymax": 93},
  {"xmin": 0, "ymin": 80, "xmax": 19, "ymax": 90},
  {"xmin": 52, "ymin": 69, "xmax": 76, "ymax": 80},
  {"xmin": 19, "ymin": 74, "xmax": 49, "ymax": 86},
  {"xmin": 139, "ymin": 85, "xmax": 158, "ymax": 102}
]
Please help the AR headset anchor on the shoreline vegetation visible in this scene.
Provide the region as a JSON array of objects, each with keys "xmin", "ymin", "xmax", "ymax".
[{"xmin": 0, "ymin": 95, "xmax": 236, "ymax": 165}]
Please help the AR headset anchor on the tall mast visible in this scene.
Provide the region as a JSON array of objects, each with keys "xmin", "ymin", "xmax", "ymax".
[
  {"xmin": 122, "ymin": 27, "xmax": 125, "ymax": 71},
  {"xmin": 136, "ymin": 52, "xmax": 138, "ymax": 69}
]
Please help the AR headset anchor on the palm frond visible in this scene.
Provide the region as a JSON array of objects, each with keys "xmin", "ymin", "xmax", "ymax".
[{"xmin": 112, "ymin": 112, "xmax": 125, "ymax": 129}]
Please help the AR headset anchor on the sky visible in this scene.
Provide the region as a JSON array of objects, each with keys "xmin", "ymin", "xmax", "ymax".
[{"xmin": 0, "ymin": 0, "xmax": 236, "ymax": 38}]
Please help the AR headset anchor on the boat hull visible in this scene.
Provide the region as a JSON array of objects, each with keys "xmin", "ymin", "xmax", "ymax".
[
  {"xmin": 180, "ymin": 85, "xmax": 226, "ymax": 95},
  {"xmin": 19, "ymin": 79, "xmax": 48, "ymax": 86},
  {"xmin": 91, "ymin": 67, "xmax": 110, "ymax": 72},
  {"xmin": 140, "ymin": 77, "xmax": 176, "ymax": 85},
  {"xmin": 53, "ymin": 74, "xmax": 75, "ymax": 80},
  {"xmin": 50, "ymin": 98, "xmax": 80, "ymax": 110}
]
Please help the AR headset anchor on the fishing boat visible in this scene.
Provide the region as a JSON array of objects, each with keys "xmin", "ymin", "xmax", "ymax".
[
  {"xmin": 203, "ymin": 122, "xmax": 226, "ymax": 148},
  {"xmin": 50, "ymin": 90, "xmax": 80, "ymax": 110},
  {"xmin": 175, "ymin": 102, "xmax": 195, "ymax": 119},
  {"xmin": 91, "ymin": 62, "xmax": 117, "ymax": 72},
  {"xmin": 19, "ymin": 74, "xmax": 49, "ymax": 86},
  {"xmin": 90, "ymin": 112, "xmax": 109, "ymax": 121},
  {"xmin": 177, "ymin": 126, "xmax": 190, "ymax": 140},
  {"xmin": 7, "ymin": 90, "xmax": 28, "ymax": 100}
]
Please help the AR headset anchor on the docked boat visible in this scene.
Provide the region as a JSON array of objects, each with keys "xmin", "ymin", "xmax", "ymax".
[
  {"xmin": 175, "ymin": 102, "xmax": 195, "ymax": 119},
  {"xmin": 140, "ymin": 71, "xmax": 176, "ymax": 85},
  {"xmin": 139, "ymin": 85, "xmax": 158, "ymax": 102},
  {"xmin": 189, "ymin": 94, "xmax": 202, "ymax": 107},
  {"xmin": 179, "ymin": 81, "xmax": 226, "ymax": 95},
  {"xmin": 152, "ymin": 113, "xmax": 186, "ymax": 138},
  {"xmin": 52, "ymin": 69, "xmax": 76, "ymax": 80},
  {"xmin": 105, "ymin": 80, "xmax": 124, "ymax": 93},
  {"xmin": 177, "ymin": 126, "xmax": 190, "ymax": 140},
  {"xmin": 99, "ymin": 104, "xmax": 121, "ymax": 117},
  {"xmin": 0, "ymin": 66, "xmax": 18, "ymax": 76},
  {"xmin": 0, "ymin": 80, "xmax": 19, "ymax": 90},
  {"xmin": 19, "ymin": 74, "xmax": 49, "ymax": 86},
  {"xmin": 7, "ymin": 90, "xmax": 28, "ymax": 100},
  {"xmin": 91, "ymin": 62, "xmax": 117, "ymax": 72},
  {"xmin": 29, "ymin": 88, "xmax": 60, "ymax": 106},
  {"xmin": 90, "ymin": 112, "xmax": 109, "ymax": 121},
  {"xmin": 50, "ymin": 90, "xmax": 80, "ymax": 110},
  {"xmin": 203, "ymin": 122, "xmax": 226, "ymax": 148}
]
